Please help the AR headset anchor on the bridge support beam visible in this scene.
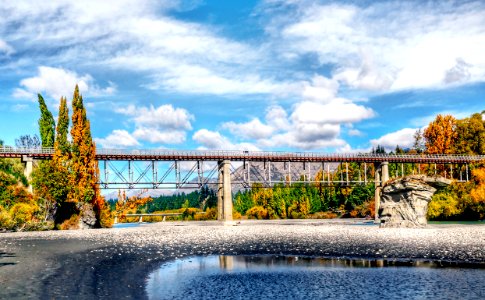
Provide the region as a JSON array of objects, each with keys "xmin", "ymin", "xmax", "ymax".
[
  {"xmin": 21, "ymin": 155, "xmax": 34, "ymax": 193},
  {"xmin": 375, "ymin": 161, "xmax": 389, "ymax": 223},
  {"xmin": 217, "ymin": 160, "xmax": 233, "ymax": 223}
]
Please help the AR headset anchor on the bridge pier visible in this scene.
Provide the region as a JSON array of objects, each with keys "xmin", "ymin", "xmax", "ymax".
[
  {"xmin": 21, "ymin": 155, "xmax": 34, "ymax": 193},
  {"xmin": 217, "ymin": 160, "xmax": 233, "ymax": 223},
  {"xmin": 374, "ymin": 161, "xmax": 389, "ymax": 223}
]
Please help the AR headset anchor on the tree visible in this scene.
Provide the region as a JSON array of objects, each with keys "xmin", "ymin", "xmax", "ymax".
[
  {"xmin": 453, "ymin": 113, "xmax": 485, "ymax": 155},
  {"xmin": 44, "ymin": 96, "xmax": 71, "ymax": 224},
  {"xmin": 68, "ymin": 85, "xmax": 112, "ymax": 227},
  {"xmin": 413, "ymin": 129, "xmax": 425, "ymax": 153},
  {"xmin": 37, "ymin": 94, "xmax": 55, "ymax": 147},
  {"xmin": 31, "ymin": 95, "xmax": 62, "ymax": 225},
  {"xmin": 15, "ymin": 135, "xmax": 41, "ymax": 148},
  {"xmin": 423, "ymin": 114, "xmax": 457, "ymax": 154}
]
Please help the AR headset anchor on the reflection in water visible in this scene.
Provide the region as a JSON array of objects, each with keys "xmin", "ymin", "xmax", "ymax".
[{"xmin": 146, "ymin": 255, "xmax": 485, "ymax": 300}]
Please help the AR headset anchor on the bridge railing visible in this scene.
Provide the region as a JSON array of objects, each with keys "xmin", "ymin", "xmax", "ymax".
[
  {"xmin": 1, "ymin": 146, "xmax": 485, "ymax": 162},
  {"xmin": 0, "ymin": 146, "xmax": 55, "ymax": 155}
]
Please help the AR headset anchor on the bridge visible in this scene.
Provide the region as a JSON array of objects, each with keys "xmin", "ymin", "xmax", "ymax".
[{"xmin": 2, "ymin": 147, "xmax": 484, "ymax": 223}]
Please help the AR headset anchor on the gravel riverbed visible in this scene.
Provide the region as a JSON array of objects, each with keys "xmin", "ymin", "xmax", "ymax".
[{"xmin": 1, "ymin": 219, "xmax": 484, "ymax": 299}]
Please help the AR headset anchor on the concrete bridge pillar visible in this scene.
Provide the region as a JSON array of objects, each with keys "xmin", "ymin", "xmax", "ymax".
[
  {"xmin": 217, "ymin": 160, "xmax": 233, "ymax": 223},
  {"xmin": 21, "ymin": 155, "xmax": 34, "ymax": 193},
  {"xmin": 380, "ymin": 161, "xmax": 389, "ymax": 184},
  {"xmin": 374, "ymin": 161, "xmax": 389, "ymax": 223}
]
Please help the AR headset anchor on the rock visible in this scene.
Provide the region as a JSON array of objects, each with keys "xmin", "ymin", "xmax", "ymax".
[
  {"xmin": 78, "ymin": 203, "xmax": 97, "ymax": 229},
  {"xmin": 379, "ymin": 176, "xmax": 450, "ymax": 228}
]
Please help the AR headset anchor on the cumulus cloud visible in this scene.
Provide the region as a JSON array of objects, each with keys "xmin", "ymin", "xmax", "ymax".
[
  {"xmin": 370, "ymin": 128, "xmax": 418, "ymax": 151},
  {"xmin": 222, "ymin": 118, "xmax": 274, "ymax": 140},
  {"xmin": 113, "ymin": 104, "xmax": 194, "ymax": 145},
  {"xmin": 117, "ymin": 104, "xmax": 193, "ymax": 130},
  {"xmin": 132, "ymin": 127, "xmax": 186, "ymax": 144},
  {"xmin": 193, "ymin": 129, "xmax": 260, "ymax": 151},
  {"xmin": 13, "ymin": 66, "xmax": 115, "ymax": 101},
  {"xmin": 0, "ymin": 0, "xmax": 288, "ymax": 97},
  {"xmin": 265, "ymin": 105, "xmax": 291, "ymax": 131},
  {"xmin": 291, "ymin": 99, "xmax": 375, "ymax": 125},
  {"xmin": 262, "ymin": 0, "xmax": 485, "ymax": 91},
  {"xmin": 212, "ymin": 75, "xmax": 375, "ymax": 150},
  {"xmin": 95, "ymin": 130, "xmax": 140, "ymax": 148}
]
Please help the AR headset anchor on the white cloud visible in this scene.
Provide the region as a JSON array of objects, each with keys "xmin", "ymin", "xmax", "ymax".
[
  {"xmin": 0, "ymin": 1, "xmax": 287, "ymax": 97},
  {"xmin": 133, "ymin": 127, "xmax": 186, "ymax": 144},
  {"xmin": 370, "ymin": 128, "xmax": 418, "ymax": 151},
  {"xmin": 291, "ymin": 99, "xmax": 375, "ymax": 125},
  {"xmin": 223, "ymin": 118, "xmax": 274, "ymax": 140},
  {"xmin": 348, "ymin": 129, "xmax": 363, "ymax": 137},
  {"xmin": 265, "ymin": 105, "xmax": 291, "ymax": 131},
  {"xmin": 212, "ymin": 75, "xmax": 375, "ymax": 151},
  {"xmin": 264, "ymin": 1, "xmax": 485, "ymax": 91},
  {"xmin": 117, "ymin": 104, "xmax": 193, "ymax": 130},
  {"xmin": 95, "ymin": 130, "xmax": 140, "ymax": 149},
  {"xmin": 113, "ymin": 104, "xmax": 194, "ymax": 145},
  {"xmin": 301, "ymin": 75, "xmax": 339, "ymax": 102},
  {"xmin": 0, "ymin": 39, "xmax": 14, "ymax": 55},
  {"xmin": 13, "ymin": 66, "xmax": 115, "ymax": 101},
  {"xmin": 192, "ymin": 129, "xmax": 259, "ymax": 151}
]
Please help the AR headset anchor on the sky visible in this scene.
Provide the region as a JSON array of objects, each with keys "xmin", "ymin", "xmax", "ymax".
[{"xmin": 1, "ymin": 0, "xmax": 484, "ymax": 153}]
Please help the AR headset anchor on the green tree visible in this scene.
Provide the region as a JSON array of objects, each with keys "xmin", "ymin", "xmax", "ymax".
[
  {"xmin": 37, "ymin": 94, "xmax": 55, "ymax": 147},
  {"xmin": 454, "ymin": 113, "xmax": 485, "ymax": 155}
]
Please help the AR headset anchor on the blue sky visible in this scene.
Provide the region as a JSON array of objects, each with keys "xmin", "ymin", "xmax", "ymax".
[{"xmin": 1, "ymin": 0, "xmax": 484, "ymax": 153}]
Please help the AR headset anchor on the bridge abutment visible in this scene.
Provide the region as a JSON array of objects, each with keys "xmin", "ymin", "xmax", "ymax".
[{"xmin": 217, "ymin": 160, "xmax": 233, "ymax": 223}]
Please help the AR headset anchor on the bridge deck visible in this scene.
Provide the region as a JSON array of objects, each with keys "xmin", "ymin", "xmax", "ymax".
[{"xmin": 1, "ymin": 147, "xmax": 484, "ymax": 163}]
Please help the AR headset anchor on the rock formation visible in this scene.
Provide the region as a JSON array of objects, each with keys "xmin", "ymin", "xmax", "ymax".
[
  {"xmin": 379, "ymin": 175, "xmax": 451, "ymax": 228},
  {"xmin": 78, "ymin": 203, "xmax": 97, "ymax": 229}
]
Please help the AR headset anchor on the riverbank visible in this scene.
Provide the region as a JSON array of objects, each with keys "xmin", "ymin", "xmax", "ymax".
[{"xmin": 1, "ymin": 219, "xmax": 484, "ymax": 299}]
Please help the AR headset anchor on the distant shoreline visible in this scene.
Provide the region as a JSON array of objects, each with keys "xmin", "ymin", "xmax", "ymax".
[{"xmin": 1, "ymin": 220, "xmax": 484, "ymax": 299}]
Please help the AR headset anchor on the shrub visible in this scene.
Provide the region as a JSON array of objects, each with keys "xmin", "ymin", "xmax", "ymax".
[
  {"xmin": 0, "ymin": 206, "xmax": 14, "ymax": 230},
  {"xmin": 308, "ymin": 211, "xmax": 338, "ymax": 219},
  {"xmin": 427, "ymin": 192, "xmax": 461, "ymax": 220},
  {"xmin": 9, "ymin": 202, "xmax": 39, "ymax": 227},
  {"xmin": 58, "ymin": 214, "xmax": 80, "ymax": 230},
  {"xmin": 246, "ymin": 206, "xmax": 268, "ymax": 219},
  {"xmin": 232, "ymin": 211, "xmax": 242, "ymax": 220}
]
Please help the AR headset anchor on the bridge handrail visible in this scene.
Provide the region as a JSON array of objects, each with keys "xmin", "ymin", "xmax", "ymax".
[{"xmin": 1, "ymin": 146, "xmax": 485, "ymax": 161}]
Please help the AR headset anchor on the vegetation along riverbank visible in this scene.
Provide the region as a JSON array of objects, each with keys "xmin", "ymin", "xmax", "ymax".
[{"xmin": 1, "ymin": 87, "xmax": 485, "ymax": 231}]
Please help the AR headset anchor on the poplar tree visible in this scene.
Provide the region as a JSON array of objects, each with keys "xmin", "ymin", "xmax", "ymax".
[
  {"xmin": 49, "ymin": 97, "xmax": 71, "ymax": 223},
  {"xmin": 31, "ymin": 94, "xmax": 57, "ymax": 224},
  {"xmin": 69, "ymin": 85, "xmax": 112, "ymax": 227},
  {"xmin": 54, "ymin": 97, "xmax": 70, "ymax": 156},
  {"xmin": 69, "ymin": 85, "xmax": 97, "ymax": 204},
  {"xmin": 37, "ymin": 94, "xmax": 55, "ymax": 147}
]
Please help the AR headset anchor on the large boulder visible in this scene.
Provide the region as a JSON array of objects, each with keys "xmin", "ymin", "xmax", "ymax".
[
  {"xmin": 78, "ymin": 203, "xmax": 97, "ymax": 229},
  {"xmin": 379, "ymin": 175, "xmax": 451, "ymax": 228}
]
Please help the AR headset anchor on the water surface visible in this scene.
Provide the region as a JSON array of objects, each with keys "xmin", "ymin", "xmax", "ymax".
[{"xmin": 147, "ymin": 255, "xmax": 485, "ymax": 300}]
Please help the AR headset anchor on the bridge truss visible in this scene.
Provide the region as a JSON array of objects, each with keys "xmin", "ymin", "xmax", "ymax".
[{"xmin": 1, "ymin": 147, "xmax": 483, "ymax": 190}]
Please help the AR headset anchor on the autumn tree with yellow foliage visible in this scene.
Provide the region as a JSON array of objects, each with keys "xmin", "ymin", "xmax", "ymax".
[
  {"xmin": 68, "ymin": 86, "xmax": 112, "ymax": 228},
  {"xmin": 423, "ymin": 114, "xmax": 457, "ymax": 154}
]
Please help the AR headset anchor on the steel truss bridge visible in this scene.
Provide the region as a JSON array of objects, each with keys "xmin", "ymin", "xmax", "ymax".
[{"xmin": 1, "ymin": 147, "xmax": 484, "ymax": 190}]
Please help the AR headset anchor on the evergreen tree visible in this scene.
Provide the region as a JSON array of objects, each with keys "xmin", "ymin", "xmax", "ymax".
[{"xmin": 37, "ymin": 94, "xmax": 55, "ymax": 147}]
